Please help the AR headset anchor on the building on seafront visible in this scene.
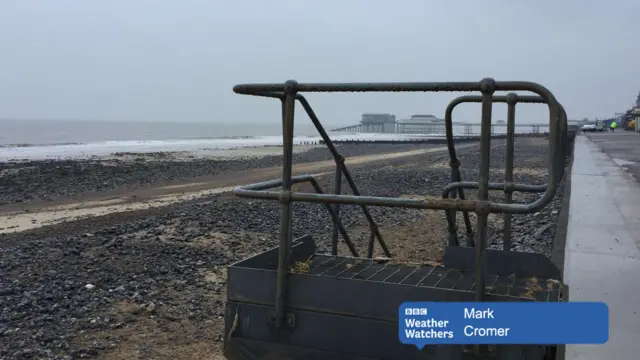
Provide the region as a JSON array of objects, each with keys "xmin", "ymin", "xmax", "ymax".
[
  {"xmin": 332, "ymin": 113, "xmax": 448, "ymax": 134},
  {"xmin": 633, "ymin": 92, "xmax": 640, "ymax": 132},
  {"xmin": 330, "ymin": 112, "xmax": 553, "ymax": 135},
  {"xmin": 396, "ymin": 114, "xmax": 445, "ymax": 134},
  {"xmin": 359, "ymin": 113, "xmax": 397, "ymax": 133},
  {"xmin": 579, "ymin": 91, "xmax": 640, "ymax": 132},
  {"xmin": 627, "ymin": 108, "xmax": 640, "ymax": 132}
]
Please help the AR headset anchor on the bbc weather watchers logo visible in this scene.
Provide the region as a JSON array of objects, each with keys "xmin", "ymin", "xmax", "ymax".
[
  {"xmin": 400, "ymin": 304, "xmax": 455, "ymax": 343},
  {"xmin": 398, "ymin": 301, "xmax": 610, "ymax": 348},
  {"xmin": 404, "ymin": 307, "xmax": 428, "ymax": 316}
]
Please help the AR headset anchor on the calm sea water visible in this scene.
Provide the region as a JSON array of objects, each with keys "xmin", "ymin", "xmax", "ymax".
[{"xmin": 0, "ymin": 119, "xmax": 322, "ymax": 146}]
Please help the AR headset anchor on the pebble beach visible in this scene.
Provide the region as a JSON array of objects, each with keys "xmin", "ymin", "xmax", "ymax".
[{"xmin": 0, "ymin": 137, "xmax": 569, "ymax": 360}]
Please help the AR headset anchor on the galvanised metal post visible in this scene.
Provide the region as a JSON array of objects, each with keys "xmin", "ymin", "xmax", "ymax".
[
  {"xmin": 331, "ymin": 159, "xmax": 343, "ymax": 256},
  {"xmin": 274, "ymin": 81, "xmax": 297, "ymax": 327},
  {"xmin": 474, "ymin": 79, "xmax": 496, "ymax": 302},
  {"xmin": 503, "ymin": 93, "xmax": 518, "ymax": 252}
]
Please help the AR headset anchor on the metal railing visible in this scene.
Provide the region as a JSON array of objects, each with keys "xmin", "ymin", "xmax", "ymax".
[
  {"xmin": 231, "ymin": 91, "xmax": 391, "ymax": 260},
  {"xmin": 231, "ymin": 78, "xmax": 568, "ymax": 327},
  {"xmin": 442, "ymin": 95, "xmax": 569, "ymax": 251}
]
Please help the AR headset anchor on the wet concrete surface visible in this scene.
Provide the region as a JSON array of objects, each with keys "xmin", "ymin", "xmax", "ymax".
[
  {"xmin": 564, "ymin": 135, "xmax": 640, "ymax": 360},
  {"xmin": 586, "ymin": 131, "xmax": 640, "ymax": 181}
]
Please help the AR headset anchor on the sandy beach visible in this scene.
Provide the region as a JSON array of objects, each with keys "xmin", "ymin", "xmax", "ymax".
[{"xmin": 0, "ymin": 138, "xmax": 570, "ymax": 360}]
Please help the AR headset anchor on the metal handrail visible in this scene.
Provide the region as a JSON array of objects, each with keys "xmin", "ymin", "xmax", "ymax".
[
  {"xmin": 442, "ymin": 95, "xmax": 568, "ymax": 250},
  {"xmin": 231, "ymin": 90, "xmax": 391, "ymax": 259},
  {"xmin": 232, "ymin": 78, "xmax": 567, "ymax": 327}
]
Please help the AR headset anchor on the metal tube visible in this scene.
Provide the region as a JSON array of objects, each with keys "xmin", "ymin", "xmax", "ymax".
[
  {"xmin": 234, "ymin": 81, "xmax": 483, "ymax": 94},
  {"xmin": 234, "ymin": 81, "xmax": 559, "ymax": 99},
  {"xmin": 442, "ymin": 94, "xmax": 551, "ymax": 245},
  {"xmin": 442, "ymin": 181, "xmax": 547, "ymax": 196},
  {"xmin": 274, "ymin": 82, "xmax": 297, "ymax": 328},
  {"xmin": 455, "ymin": 167, "xmax": 474, "ymax": 245},
  {"xmin": 503, "ymin": 94, "xmax": 517, "ymax": 252},
  {"xmin": 331, "ymin": 163, "xmax": 343, "ymax": 256},
  {"xmin": 555, "ymin": 105, "xmax": 568, "ymax": 182},
  {"xmin": 546, "ymin": 103, "xmax": 560, "ymax": 200},
  {"xmin": 443, "ymin": 93, "xmax": 563, "ymax": 215},
  {"xmin": 298, "ymin": 96, "xmax": 390, "ymax": 257},
  {"xmin": 234, "ymin": 188, "xmax": 479, "ymax": 211},
  {"xmin": 367, "ymin": 230, "xmax": 375, "ymax": 258},
  {"xmin": 445, "ymin": 205, "xmax": 460, "ymax": 247},
  {"xmin": 443, "ymin": 100, "xmax": 473, "ymax": 244},
  {"xmin": 234, "ymin": 181, "xmax": 550, "ymax": 214},
  {"xmin": 238, "ymin": 176, "xmax": 312, "ymax": 191},
  {"xmin": 474, "ymin": 81, "xmax": 495, "ymax": 302}
]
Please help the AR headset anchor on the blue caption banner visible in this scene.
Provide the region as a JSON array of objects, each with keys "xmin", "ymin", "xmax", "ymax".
[{"xmin": 399, "ymin": 302, "xmax": 608, "ymax": 347}]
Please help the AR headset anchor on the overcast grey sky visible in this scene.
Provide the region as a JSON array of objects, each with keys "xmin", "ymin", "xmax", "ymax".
[{"xmin": 0, "ymin": 0, "xmax": 638, "ymax": 126}]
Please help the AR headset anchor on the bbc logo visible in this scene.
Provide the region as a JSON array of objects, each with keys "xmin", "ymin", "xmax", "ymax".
[{"xmin": 404, "ymin": 308, "xmax": 428, "ymax": 316}]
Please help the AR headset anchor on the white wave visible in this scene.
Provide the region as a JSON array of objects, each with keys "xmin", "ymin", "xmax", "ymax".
[
  {"xmin": 0, "ymin": 126, "xmax": 545, "ymax": 161},
  {"xmin": 0, "ymin": 132, "xmax": 447, "ymax": 161}
]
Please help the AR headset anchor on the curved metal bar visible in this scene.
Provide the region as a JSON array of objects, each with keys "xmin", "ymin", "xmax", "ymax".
[
  {"xmin": 503, "ymin": 98, "xmax": 517, "ymax": 251},
  {"xmin": 235, "ymin": 80, "xmax": 564, "ymax": 215},
  {"xmin": 235, "ymin": 80, "xmax": 561, "ymax": 97},
  {"xmin": 234, "ymin": 81, "xmax": 482, "ymax": 94},
  {"xmin": 442, "ymin": 182, "xmax": 547, "ymax": 196},
  {"xmin": 234, "ymin": 186, "xmax": 479, "ymax": 211},
  {"xmin": 443, "ymin": 94, "xmax": 567, "ymax": 248}
]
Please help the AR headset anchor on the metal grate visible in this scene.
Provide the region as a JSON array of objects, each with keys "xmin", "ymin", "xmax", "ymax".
[{"xmin": 304, "ymin": 255, "xmax": 563, "ymax": 302}]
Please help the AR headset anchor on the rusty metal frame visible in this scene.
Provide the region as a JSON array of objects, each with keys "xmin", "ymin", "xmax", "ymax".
[
  {"xmin": 231, "ymin": 78, "xmax": 566, "ymax": 327},
  {"xmin": 443, "ymin": 95, "xmax": 568, "ymax": 252}
]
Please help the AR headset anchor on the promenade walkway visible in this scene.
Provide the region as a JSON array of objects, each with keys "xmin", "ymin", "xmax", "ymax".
[{"xmin": 564, "ymin": 133, "xmax": 640, "ymax": 359}]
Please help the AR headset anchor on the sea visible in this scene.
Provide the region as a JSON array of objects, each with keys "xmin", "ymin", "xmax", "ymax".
[{"xmin": 0, "ymin": 118, "xmax": 548, "ymax": 161}]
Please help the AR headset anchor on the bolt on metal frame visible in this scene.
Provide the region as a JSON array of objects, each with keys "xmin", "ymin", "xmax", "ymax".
[
  {"xmin": 442, "ymin": 95, "xmax": 569, "ymax": 251},
  {"xmin": 232, "ymin": 78, "xmax": 567, "ymax": 328}
]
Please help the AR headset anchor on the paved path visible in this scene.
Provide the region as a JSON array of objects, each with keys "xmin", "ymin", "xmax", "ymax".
[
  {"xmin": 586, "ymin": 131, "xmax": 640, "ymax": 181},
  {"xmin": 564, "ymin": 134, "xmax": 640, "ymax": 359}
]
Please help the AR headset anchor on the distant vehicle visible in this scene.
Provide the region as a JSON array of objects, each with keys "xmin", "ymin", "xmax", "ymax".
[{"xmin": 581, "ymin": 122, "xmax": 604, "ymax": 132}]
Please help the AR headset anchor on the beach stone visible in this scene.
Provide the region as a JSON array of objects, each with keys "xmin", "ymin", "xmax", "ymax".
[{"xmin": 0, "ymin": 137, "xmax": 571, "ymax": 359}]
